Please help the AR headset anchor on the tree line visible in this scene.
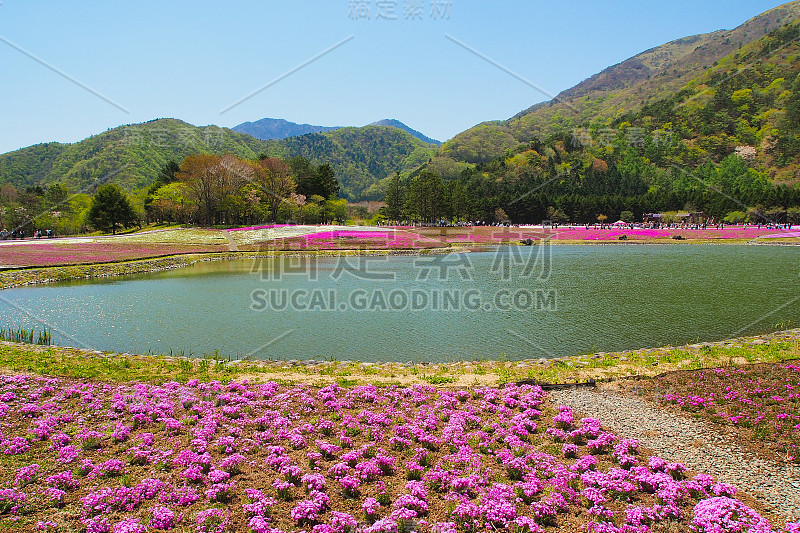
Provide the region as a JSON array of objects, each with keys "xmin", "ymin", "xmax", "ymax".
[
  {"xmin": 145, "ymin": 154, "xmax": 343, "ymax": 226},
  {"xmin": 382, "ymin": 144, "xmax": 800, "ymax": 225},
  {"xmin": 0, "ymin": 154, "xmax": 346, "ymax": 236}
]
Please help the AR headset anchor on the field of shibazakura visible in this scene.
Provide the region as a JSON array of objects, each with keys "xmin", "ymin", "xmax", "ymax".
[
  {"xmin": 2, "ymin": 224, "xmax": 798, "ymax": 270},
  {"xmin": 1, "ymin": 372, "xmax": 798, "ymax": 533}
]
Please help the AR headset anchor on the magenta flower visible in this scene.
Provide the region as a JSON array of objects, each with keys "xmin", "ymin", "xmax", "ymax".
[
  {"xmin": 690, "ymin": 497, "xmax": 772, "ymax": 533},
  {"xmin": 150, "ymin": 505, "xmax": 178, "ymax": 530},
  {"xmin": 196, "ymin": 508, "xmax": 229, "ymax": 533}
]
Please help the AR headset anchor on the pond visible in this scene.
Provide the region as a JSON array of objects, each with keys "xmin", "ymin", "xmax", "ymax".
[{"xmin": 1, "ymin": 245, "xmax": 798, "ymax": 362}]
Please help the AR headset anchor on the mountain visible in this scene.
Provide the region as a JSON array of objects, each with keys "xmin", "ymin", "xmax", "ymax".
[
  {"xmin": 370, "ymin": 119, "xmax": 441, "ymax": 146},
  {"xmin": 0, "ymin": 119, "xmax": 265, "ymax": 193},
  {"xmin": 232, "ymin": 118, "xmax": 339, "ymax": 140},
  {"xmin": 233, "ymin": 117, "xmax": 441, "ymax": 146},
  {"xmin": 439, "ymin": 0, "xmax": 800, "ymax": 165},
  {"xmin": 392, "ymin": 13, "xmax": 800, "ymax": 226},
  {"xmin": 256, "ymin": 125, "xmax": 436, "ymax": 199},
  {"xmin": 0, "ymin": 119, "xmax": 436, "ymax": 201},
  {"xmin": 7, "ymin": 3, "xmax": 797, "ymax": 205}
]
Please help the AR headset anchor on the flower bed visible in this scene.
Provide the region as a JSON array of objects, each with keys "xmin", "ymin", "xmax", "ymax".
[
  {"xmin": 257, "ymin": 231, "xmax": 444, "ymax": 251},
  {"xmin": 548, "ymin": 227, "xmax": 796, "ymax": 241},
  {"xmin": 629, "ymin": 363, "xmax": 800, "ymax": 464},
  {"xmin": 0, "ymin": 243, "xmax": 226, "ymax": 268},
  {"xmin": 227, "ymin": 227, "xmax": 334, "ymax": 246},
  {"xmin": 114, "ymin": 229, "xmax": 229, "ymax": 246},
  {"xmin": 219, "ymin": 224, "xmax": 800, "ymax": 249},
  {"xmin": 392, "ymin": 226, "xmax": 798, "ymax": 244},
  {"xmin": 0, "ymin": 375, "xmax": 795, "ymax": 532}
]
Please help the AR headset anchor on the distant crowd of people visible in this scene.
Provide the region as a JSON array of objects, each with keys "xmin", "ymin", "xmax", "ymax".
[
  {"xmin": 376, "ymin": 220, "xmax": 796, "ymax": 231},
  {"xmin": 0, "ymin": 228, "xmax": 55, "ymax": 240},
  {"xmin": 634, "ymin": 222, "xmax": 793, "ymax": 230},
  {"xmin": 378, "ymin": 220, "xmax": 517, "ymax": 228}
]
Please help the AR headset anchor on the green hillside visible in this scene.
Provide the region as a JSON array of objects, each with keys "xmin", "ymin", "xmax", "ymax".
[
  {"xmin": 0, "ymin": 119, "xmax": 263, "ymax": 193},
  {"xmin": 258, "ymin": 126, "xmax": 436, "ymax": 200},
  {"xmin": 0, "ymin": 119, "xmax": 436, "ymax": 201}
]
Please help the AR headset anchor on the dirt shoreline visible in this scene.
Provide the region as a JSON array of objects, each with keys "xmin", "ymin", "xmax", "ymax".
[{"xmin": 0, "ymin": 247, "xmax": 459, "ymax": 291}]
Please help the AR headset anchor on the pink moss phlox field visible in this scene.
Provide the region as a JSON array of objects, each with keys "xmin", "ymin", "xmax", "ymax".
[
  {"xmin": 227, "ymin": 225, "xmax": 294, "ymax": 233},
  {"xmin": 0, "ymin": 375, "xmax": 793, "ymax": 532},
  {"xmin": 282, "ymin": 231, "xmax": 437, "ymax": 250},
  {"xmin": 548, "ymin": 226, "xmax": 796, "ymax": 241},
  {"xmin": 0, "ymin": 243, "xmax": 224, "ymax": 268},
  {"xmin": 656, "ymin": 364, "xmax": 800, "ymax": 463},
  {"xmin": 245, "ymin": 225, "xmax": 799, "ymax": 248}
]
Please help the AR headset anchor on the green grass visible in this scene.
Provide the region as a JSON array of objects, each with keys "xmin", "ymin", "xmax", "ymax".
[
  {"xmin": 421, "ymin": 375, "xmax": 458, "ymax": 385},
  {"xmin": 0, "ymin": 344, "xmax": 254, "ymax": 384},
  {"xmin": 0, "ymin": 330, "xmax": 798, "ymax": 387}
]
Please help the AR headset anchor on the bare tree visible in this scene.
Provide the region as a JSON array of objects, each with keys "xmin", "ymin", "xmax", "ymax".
[
  {"xmin": 254, "ymin": 158, "xmax": 295, "ymax": 222},
  {"xmin": 176, "ymin": 154, "xmax": 223, "ymax": 226}
]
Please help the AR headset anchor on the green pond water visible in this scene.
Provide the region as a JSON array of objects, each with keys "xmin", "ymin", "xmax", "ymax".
[{"xmin": 1, "ymin": 245, "xmax": 798, "ymax": 362}]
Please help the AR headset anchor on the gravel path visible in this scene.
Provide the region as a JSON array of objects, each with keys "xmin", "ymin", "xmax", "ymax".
[
  {"xmin": 224, "ymin": 231, "xmax": 240, "ymax": 252},
  {"xmin": 549, "ymin": 388, "xmax": 800, "ymax": 521}
]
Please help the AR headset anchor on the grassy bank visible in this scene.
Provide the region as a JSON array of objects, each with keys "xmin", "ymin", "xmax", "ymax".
[{"xmin": 1, "ymin": 328, "xmax": 798, "ymax": 388}]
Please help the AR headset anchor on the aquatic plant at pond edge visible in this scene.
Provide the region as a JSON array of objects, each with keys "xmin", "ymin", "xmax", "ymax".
[{"xmin": 0, "ymin": 326, "xmax": 51, "ymax": 346}]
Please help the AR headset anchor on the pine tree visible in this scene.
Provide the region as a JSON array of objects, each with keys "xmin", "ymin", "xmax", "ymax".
[{"xmin": 88, "ymin": 184, "xmax": 137, "ymax": 234}]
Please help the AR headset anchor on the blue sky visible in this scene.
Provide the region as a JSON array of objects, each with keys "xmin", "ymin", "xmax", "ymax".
[{"xmin": 0, "ymin": 0, "xmax": 789, "ymax": 153}]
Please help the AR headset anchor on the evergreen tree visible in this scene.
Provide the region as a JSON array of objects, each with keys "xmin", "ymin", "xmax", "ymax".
[
  {"xmin": 88, "ymin": 184, "xmax": 137, "ymax": 234},
  {"xmin": 384, "ymin": 172, "xmax": 405, "ymax": 222},
  {"xmin": 316, "ymin": 163, "xmax": 340, "ymax": 199},
  {"xmin": 408, "ymin": 170, "xmax": 444, "ymax": 223}
]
